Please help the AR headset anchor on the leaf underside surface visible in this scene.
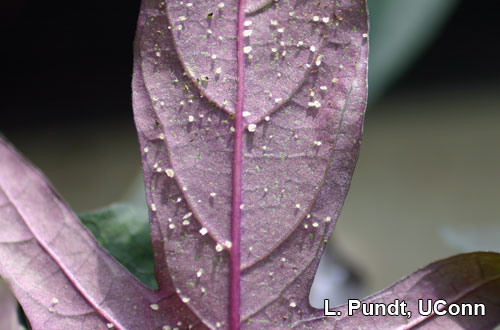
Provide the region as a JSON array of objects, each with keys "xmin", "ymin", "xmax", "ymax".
[
  {"xmin": 133, "ymin": 0, "xmax": 369, "ymax": 327},
  {"xmin": 1, "ymin": 0, "xmax": 500, "ymax": 329}
]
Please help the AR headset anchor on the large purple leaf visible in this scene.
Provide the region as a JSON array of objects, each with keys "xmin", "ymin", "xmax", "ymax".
[
  {"xmin": 133, "ymin": 0, "xmax": 368, "ymax": 327},
  {"xmin": 0, "ymin": 140, "xmax": 201, "ymax": 329}
]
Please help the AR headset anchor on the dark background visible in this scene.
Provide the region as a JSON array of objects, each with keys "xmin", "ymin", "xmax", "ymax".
[{"xmin": 2, "ymin": 1, "xmax": 500, "ymax": 129}]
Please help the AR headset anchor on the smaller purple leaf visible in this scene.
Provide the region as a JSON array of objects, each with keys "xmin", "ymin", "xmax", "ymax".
[
  {"xmin": 294, "ymin": 252, "xmax": 500, "ymax": 330},
  {"xmin": 0, "ymin": 139, "xmax": 199, "ymax": 329}
]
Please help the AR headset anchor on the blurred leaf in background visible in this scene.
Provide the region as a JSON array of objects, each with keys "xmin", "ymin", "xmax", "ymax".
[
  {"xmin": 368, "ymin": 0, "xmax": 458, "ymax": 101},
  {"xmin": 79, "ymin": 204, "xmax": 157, "ymax": 289},
  {"xmin": 441, "ymin": 225, "xmax": 500, "ymax": 253},
  {"xmin": 0, "ymin": 279, "xmax": 23, "ymax": 330}
]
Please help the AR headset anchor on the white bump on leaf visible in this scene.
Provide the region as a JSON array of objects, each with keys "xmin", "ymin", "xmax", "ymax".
[
  {"xmin": 315, "ymin": 56, "xmax": 323, "ymax": 66},
  {"xmin": 215, "ymin": 243, "xmax": 224, "ymax": 252}
]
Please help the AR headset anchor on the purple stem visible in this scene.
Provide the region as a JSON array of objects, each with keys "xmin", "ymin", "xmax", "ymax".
[{"xmin": 231, "ymin": 0, "xmax": 246, "ymax": 329}]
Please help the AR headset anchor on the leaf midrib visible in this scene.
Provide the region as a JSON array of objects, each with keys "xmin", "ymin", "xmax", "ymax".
[{"xmin": 230, "ymin": 1, "xmax": 246, "ymax": 329}]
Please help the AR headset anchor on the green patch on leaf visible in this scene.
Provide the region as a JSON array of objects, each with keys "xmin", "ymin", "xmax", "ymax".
[{"xmin": 79, "ymin": 204, "xmax": 157, "ymax": 289}]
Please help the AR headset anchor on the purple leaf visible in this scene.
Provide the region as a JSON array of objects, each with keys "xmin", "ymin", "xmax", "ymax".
[
  {"xmin": 0, "ymin": 140, "xmax": 201, "ymax": 329},
  {"xmin": 133, "ymin": 0, "xmax": 368, "ymax": 328},
  {"xmin": 299, "ymin": 252, "xmax": 500, "ymax": 329}
]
